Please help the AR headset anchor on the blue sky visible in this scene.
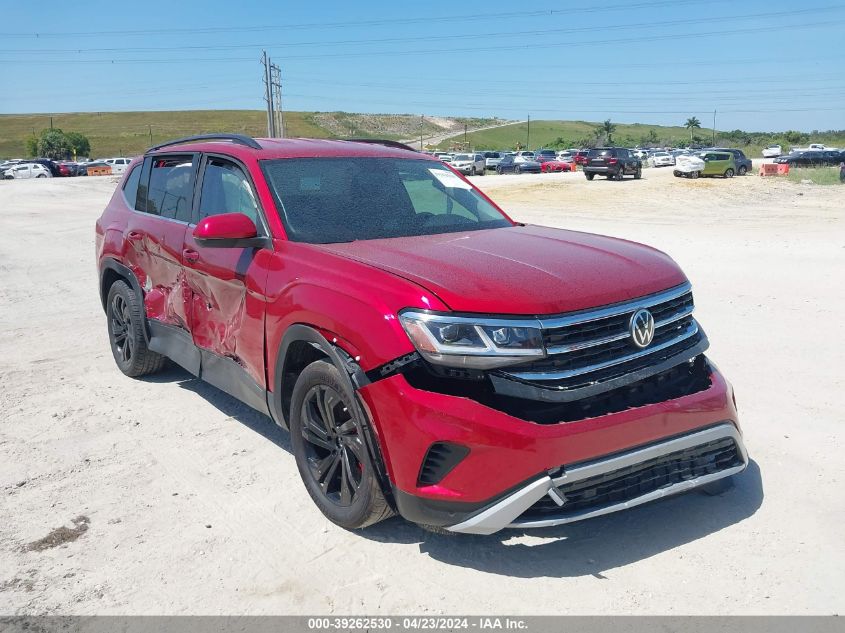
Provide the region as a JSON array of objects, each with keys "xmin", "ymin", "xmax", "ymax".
[{"xmin": 1, "ymin": 0, "xmax": 843, "ymax": 131}]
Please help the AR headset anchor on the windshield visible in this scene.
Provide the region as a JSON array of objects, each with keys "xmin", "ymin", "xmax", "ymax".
[
  {"xmin": 454, "ymin": 154, "xmax": 472, "ymax": 161},
  {"xmin": 260, "ymin": 158, "xmax": 512, "ymax": 244}
]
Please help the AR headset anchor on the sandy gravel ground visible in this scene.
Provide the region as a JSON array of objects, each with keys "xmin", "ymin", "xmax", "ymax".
[{"xmin": 0, "ymin": 166, "xmax": 843, "ymax": 615}]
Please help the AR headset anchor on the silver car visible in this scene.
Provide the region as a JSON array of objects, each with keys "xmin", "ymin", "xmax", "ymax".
[{"xmin": 482, "ymin": 151, "xmax": 503, "ymax": 170}]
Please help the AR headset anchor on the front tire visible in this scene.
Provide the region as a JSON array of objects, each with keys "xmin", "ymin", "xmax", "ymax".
[
  {"xmin": 634, "ymin": 166, "xmax": 642, "ymax": 179},
  {"xmin": 514, "ymin": 165, "xmax": 521, "ymax": 174},
  {"xmin": 738, "ymin": 165, "xmax": 747, "ymax": 176},
  {"xmin": 290, "ymin": 360, "xmax": 392, "ymax": 530},
  {"xmin": 724, "ymin": 168, "xmax": 735, "ymax": 178},
  {"xmin": 585, "ymin": 172, "xmax": 595, "ymax": 181},
  {"xmin": 106, "ymin": 280, "xmax": 167, "ymax": 377}
]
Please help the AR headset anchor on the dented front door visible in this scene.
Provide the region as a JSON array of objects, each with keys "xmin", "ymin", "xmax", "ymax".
[{"xmin": 181, "ymin": 155, "xmax": 269, "ymax": 392}]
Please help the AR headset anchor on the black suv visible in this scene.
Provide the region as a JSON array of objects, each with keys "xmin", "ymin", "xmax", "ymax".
[{"xmin": 583, "ymin": 147, "xmax": 642, "ymax": 181}]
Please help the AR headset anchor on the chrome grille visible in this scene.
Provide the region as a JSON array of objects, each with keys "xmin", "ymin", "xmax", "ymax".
[{"xmin": 501, "ymin": 283, "xmax": 704, "ymax": 390}]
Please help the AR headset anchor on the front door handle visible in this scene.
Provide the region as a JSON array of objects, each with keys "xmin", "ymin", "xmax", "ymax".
[{"xmin": 183, "ymin": 248, "xmax": 200, "ymax": 263}]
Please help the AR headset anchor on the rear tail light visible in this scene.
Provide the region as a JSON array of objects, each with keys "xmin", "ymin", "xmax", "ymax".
[{"xmin": 607, "ymin": 158, "xmax": 618, "ymax": 165}]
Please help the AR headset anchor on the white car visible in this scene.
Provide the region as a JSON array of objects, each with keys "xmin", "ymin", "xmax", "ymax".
[
  {"xmin": 762, "ymin": 145, "xmax": 782, "ymax": 158},
  {"xmin": 482, "ymin": 151, "xmax": 504, "ymax": 170},
  {"xmin": 648, "ymin": 151, "xmax": 675, "ymax": 167},
  {"xmin": 103, "ymin": 157, "xmax": 132, "ymax": 175},
  {"xmin": 514, "ymin": 151, "xmax": 535, "ymax": 163},
  {"xmin": 4, "ymin": 163, "xmax": 52, "ymax": 179},
  {"xmin": 673, "ymin": 154, "xmax": 705, "ymax": 178},
  {"xmin": 449, "ymin": 153, "xmax": 486, "ymax": 176}
]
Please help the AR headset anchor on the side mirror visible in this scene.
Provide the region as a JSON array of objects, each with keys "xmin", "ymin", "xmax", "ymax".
[{"xmin": 193, "ymin": 213, "xmax": 266, "ymax": 248}]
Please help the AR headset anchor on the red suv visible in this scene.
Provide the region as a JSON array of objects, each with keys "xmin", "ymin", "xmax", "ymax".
[{"xmin": 96, "ymin": 134, "xmax": 748, "ymax": 534}]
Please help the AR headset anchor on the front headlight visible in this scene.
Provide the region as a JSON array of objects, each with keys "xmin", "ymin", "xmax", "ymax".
[{"xmin": 399, "ymin": 311, "xmax": 545, "ymax": 369}]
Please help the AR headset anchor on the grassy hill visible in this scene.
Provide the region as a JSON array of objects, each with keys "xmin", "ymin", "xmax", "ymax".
[
  {"xmin": 3, "ymin": 110, "xmax": 843, "ymax": 159},
  {"xmin": 437, "ymin": 120, "xmax": 693, "ymax": 151},
  {"xmin": 0, "ymin": 111, "xmax": 504, "ymax": 158},
  {"xmin": 438, "ymin": 119, "xmax": 845, "ymax": 157}
]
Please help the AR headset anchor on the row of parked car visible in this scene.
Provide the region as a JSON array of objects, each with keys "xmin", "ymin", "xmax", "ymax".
[
  {"xmin": 772, "ymin": 148, "xmax": 844, "ymax": 168},
  {"xmin": 431, "ymin": 149, "xmax": 577, "ymax": 175},
  {"xmin": 0, "ymin": 157, "xmax": 133, "ymax": 180},
  {"xmin": 429, "ymin": 145, "xmax": 761, "ymax": 179}
]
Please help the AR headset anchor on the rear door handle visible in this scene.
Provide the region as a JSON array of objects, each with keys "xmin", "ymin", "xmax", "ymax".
[{"xmin": 183, "ymin": 248, "xmax": 200, "ymax": 263}]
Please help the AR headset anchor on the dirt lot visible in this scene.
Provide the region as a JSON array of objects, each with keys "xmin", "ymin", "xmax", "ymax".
[{"xmin": 1, "ymin": 167, "xmax": 843, "ymax": 615}]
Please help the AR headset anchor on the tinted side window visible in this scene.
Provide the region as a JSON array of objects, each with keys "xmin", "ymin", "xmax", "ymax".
[
  {"xmin": 198, "ymin": 158, "xmax": 260, "ymax": 225},
  {"xmin": 122, "ymin": 164, "xmax": 141, "ymax": 208},
  {"xmin": 146, "ymin": 155, "xmax": 195, "ymax": 221}
]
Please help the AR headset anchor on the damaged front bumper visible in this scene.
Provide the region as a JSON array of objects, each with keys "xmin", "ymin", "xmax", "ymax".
[
  {"xmin": 357, "ymin": 354, "xmax": 745, "ymax": 533},
  {"xmin": 447, "ymin": 422, "xmax": 748, "ymax": 535}
]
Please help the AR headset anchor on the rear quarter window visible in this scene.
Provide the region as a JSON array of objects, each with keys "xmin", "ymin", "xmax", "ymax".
[{"xmin": 122, "ymin": 164, "xmax": 141, "ymax": 208}]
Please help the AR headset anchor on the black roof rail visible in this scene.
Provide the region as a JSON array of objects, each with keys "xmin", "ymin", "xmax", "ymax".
[
  {"xmin": 344, "ymin": 138, "xmax": 418, "ymax": 152},
  {"xmin": 146, "ymin": 133, "xmax": 262, "ymax": 153}
]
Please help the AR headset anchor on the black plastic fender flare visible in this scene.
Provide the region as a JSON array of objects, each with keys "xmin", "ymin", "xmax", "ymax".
[
  {"xmin": 271, "ymin": 324, "xmax": 395, "ymax": 506},
  {"xmin": 99, "ymin": 258, "xmax": 150, "ymax": 342}
]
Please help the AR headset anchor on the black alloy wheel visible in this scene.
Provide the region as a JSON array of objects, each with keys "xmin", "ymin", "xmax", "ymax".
[
  {"xmin": 110, "ymin": 293, "xmax": 133, "ymax": 365},
  {"xmin": 300, "ymin": 384, "xmax": 366, "ymax": 507},
  {"xmin": 105, "ymin": 280, "xmax": 166, "ymax": 377},
  {"xmin": 290, "ymin": 360, "xmax": 392, "ymax": 529}
]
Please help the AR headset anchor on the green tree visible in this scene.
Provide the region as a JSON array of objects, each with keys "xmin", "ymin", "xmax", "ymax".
[
  {"xmin": 36, "ymin": 129, "xmax": 71, "ymax": 160},
  {"xmin": 65, "ymin": 131, "xmax": 91, "ymax": 158},
  {"xmin": 684, "ymin": 117, "xmax": 702, "ymax": 142},
  {"xmin": 784, "ymin": 130, "xmax": 809, "ymax": 145},
  {"xmin": 601, "ymin": 119, "xmax": 616, "ymax": 144},
  {"xmin": 25, "ymin": 135, "xmax": 39, "ymax": 157}
]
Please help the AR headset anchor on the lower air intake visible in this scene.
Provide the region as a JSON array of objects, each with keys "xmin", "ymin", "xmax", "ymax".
[{"xmin": 417, "ymin": 442, "xmax": 470, "ymax": 486}]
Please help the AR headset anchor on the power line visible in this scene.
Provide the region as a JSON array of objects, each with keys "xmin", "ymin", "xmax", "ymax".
[
  {"xmin": 3, "ymin": 6, "xmax": 839, "ymax": 54},
  {"xmin": 0, "ymin": 0, "xmax": 718, "ymax": 38},
  {"xmin": 271, "ymin": 18, "xmax": 845, "ymax": 60}
]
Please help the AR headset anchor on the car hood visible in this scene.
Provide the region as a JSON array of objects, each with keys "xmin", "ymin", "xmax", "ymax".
[{"xmin": 316, "ymin": 225, "xmax": 687, "ymax": 315}]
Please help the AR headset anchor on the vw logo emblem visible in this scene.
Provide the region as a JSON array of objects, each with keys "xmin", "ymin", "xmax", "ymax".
[{"xmin": 630, "ymin": 309, "xmax": 655, "ymax": 348}]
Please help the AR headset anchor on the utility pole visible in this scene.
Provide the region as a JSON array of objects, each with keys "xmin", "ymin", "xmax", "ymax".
[
  {"xmin": 712, "ymin": 109, "xmax": 717, "ymax": 146},
  {"xmin": 148, "ymin": 125, "xmax": 153, "ymax": 146},
  {"xmin": 527, "ymin": 114, "xmax": 531, "ymax": 150},
  {"xmin": 261, "ymin": 51, "xmax": 275, "ymax": 138},
  {"xmin": 270, "ymin": 62, "xmax": 284, "ymax": 138},
  {"xmin": 420, "ymin": 115, "xmax": 424, "ymax": 151}
]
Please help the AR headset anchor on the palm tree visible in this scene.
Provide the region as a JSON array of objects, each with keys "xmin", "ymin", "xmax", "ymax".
[
  {"xmin": 685, "ymin": 117, "xmax": 702, "ymax": 142},
  {"xmin": 602, "ymin": 119, "xmax": 616, "ymax": 144}
]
